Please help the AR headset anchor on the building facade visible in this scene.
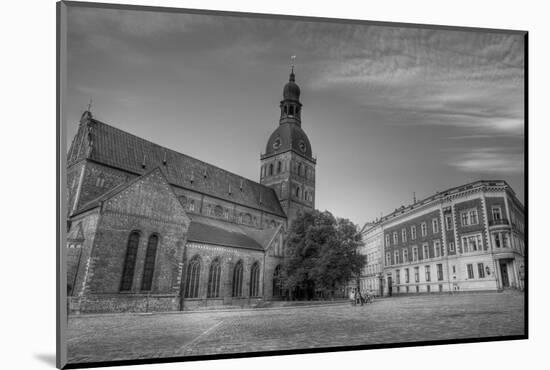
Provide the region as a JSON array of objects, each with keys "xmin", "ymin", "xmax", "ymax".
[
  {"xmin": 66, "ymin": 69, "xmax": 315, "ymax": 313},
  {"xmin": 359, "ymin": 223, "xmax": 383, "ymax": 296},
  {"xmin": 374, "ymin": 180, "xmax": 525, "ymax": 296}
]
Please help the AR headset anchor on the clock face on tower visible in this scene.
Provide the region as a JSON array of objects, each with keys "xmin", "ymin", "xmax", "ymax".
[
  {"xmin": 299, "ymin": 140, "xmax": 306, "ymax": 153},
  {"xmin": 273, "ymin": 137, "xmax": 281, "ymax": 150}
]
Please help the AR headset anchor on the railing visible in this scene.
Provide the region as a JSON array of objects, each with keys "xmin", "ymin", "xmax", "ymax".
[{"xmin": 489, "ymin": 218, "xmax": 509, "ymax": 226}]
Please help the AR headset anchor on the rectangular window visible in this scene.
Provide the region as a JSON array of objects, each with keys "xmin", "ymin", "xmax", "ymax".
[
  {"xmin": 477, "ymin": 263, "xmax": 485, "ymax": 278},
  {"xmin": 449, "ymin": 241, "xmax": 455, "ymax": 252},
  {"xmin": 492, "ymin": 207, "xmax": 502, "ymax": 221},
  {"xmin": 494, "ymin": 233, "xmax": 501, "ymax": 248},
  {"xmin": 386, "ymin": 234, "xmax": 390, "ymax": 247},
  {"xmin": 469, "ymin": 209, "xmax": 479, "ymax": 225},
  {"xmin": 411, "ymin": 225, "xmax": 417, "ymax": 240},
  {"xmin": 462, "ymin": 234, "xmax": 483, "ymax": 253},
  {"xmin": 434, "ymin": 241, "xmax": 441, "ymax": 258},
  {"xmin": 461, "ymin": 211, "xmax": 469, "ymax": 226},
  {"xmin": 467, "ymin": 264, "xmax": 474, "ymax": 279},
  {"xmin": 393, "ymin": 232, "xmax": 398, "ymax": 245},
  {"xmin": 414, "ymin": 267, "xmax": 419, "ymax": 282},
  {"xmin": 421, "ymin": 222, "xmax": 427, "ymax": 236},
  {"xmin": 405, "ymin": 268, "xmax": 410, "ymax": 283},
  {"xmin": 452, "ymin": 265, "xmax": 456, "ymax": 274},
  {"xmin": 403, "ymin": 249, "xmax": 408, "ymax": 263},
  {"xmin": 386, "ymin": 252, "xmax": 391, "ymax": 266},
  {"xmin": 394, "ymin": 250, "xmax": 399, "ymax": 265},
  {"xmin": 445, "ymin": 214, "xmax": 453, "ymax": 230},
  {"xmin": 396, "ymin": 270, "xmax": 400, "ymax": 284},
  {"xmin": 413, "ymin": 247, "xmax": 418, "ymax": 261},
  {"xmin": 416, "ymin": 285, "xmax": 419, "ymax": 293},
  {"xmin": 425, "ymin": 266, "xmax": 431, "ymax": 282},
  {"xmin": 423, "ymin": 244, "xmax": 429, "ymax": 260},
  {"xmin": 432, "ymin": 218, "xmax": 439, "ymax": 233},
  {"xmin": 427, "ymin": 285, "xmax": 431, "ymax": 293},
  {"xmin": 402, "ymin": 229, "xmax": 407, "ymax": 243},
  {"xmin": 437, "ymin": 264, "xmax": 443, "ymax": 281}
]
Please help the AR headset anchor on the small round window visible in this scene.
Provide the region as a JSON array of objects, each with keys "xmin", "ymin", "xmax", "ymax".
[
  {"xmin": 299, "ymin": 140, "xmax": 306, "ymax": 153},
  {"xmin": 273, "ymin": 137, "xmax": 281, "ymax": 150}
]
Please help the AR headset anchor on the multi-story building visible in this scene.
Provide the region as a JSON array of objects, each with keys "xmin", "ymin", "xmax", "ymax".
[
  {"xmin": 376, "ymin": 180, "xmax": 524, "ymax": 296},
  {"xmin": 359, "ymin": 223, "xmax": 384, "ymax": 296}
]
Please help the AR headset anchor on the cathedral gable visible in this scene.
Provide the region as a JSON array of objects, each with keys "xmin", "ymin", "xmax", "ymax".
[{"xmin": 101, "ymin": 168, "xmax": 190, "ymax": 227}]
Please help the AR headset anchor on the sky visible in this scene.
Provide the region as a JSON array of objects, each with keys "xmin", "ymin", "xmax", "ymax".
[{"xmin": 65, "ymin": 6, "xmax": 525, "ymax": 227}]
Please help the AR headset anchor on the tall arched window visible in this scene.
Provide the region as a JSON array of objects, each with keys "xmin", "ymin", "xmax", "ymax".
[
  {"xmin": 232, "ymin": 261, "xmax": 243, "ymax": 297},
  {"xmin": 185, "ymin": 256, "xmax": 201, "ymax": 298},
  {"xmin": 207, "ymin": 258, "xmax": 222, "ymax": 298},
  {"xmin": 141, "ymin": 234, "xmax": 159, "ymax": 291},
  {"xmin": 273, "ymin": 265, "xmax": 282, "ymax": 297},
  {"xmin": 120, "ymin": 231, "xmax": 140, "ymax": 291},
  {"xmin": 297, "ymin": 163, "xmax": 302, "ymax": 175},
  {"xmin": 249, "ymin": 262, "xmax": 260, "ymax": 297},
  {"xmin": 304, "ymin": 190, "xmax": 308, "ymax": 201},
  {"xmin": 269, "ymin": 163, "xmax": 274, "ymax": 176},
  {"xmin": 295, "ymin": 186, "xmax": 300, "ymax": 198},
  {"xmin": 277, "ymin": 161, "xmax": 282, "ymax": 173}
]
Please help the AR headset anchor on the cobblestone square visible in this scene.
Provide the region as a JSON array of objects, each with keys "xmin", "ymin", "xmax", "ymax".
[{"xmin": 67, "ymin": 291, "xmax": 525, "ymax": 364}]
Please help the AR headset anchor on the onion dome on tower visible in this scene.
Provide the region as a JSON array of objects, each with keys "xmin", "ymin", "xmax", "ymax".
[{"xmin": 263, "ymin": 65, "xmax": 313, "ymax": 160}]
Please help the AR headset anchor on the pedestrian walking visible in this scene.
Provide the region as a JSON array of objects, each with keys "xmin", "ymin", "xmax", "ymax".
[{"xmin": 349, "ymin": 289, "xmax": 355, "ymax": 306}]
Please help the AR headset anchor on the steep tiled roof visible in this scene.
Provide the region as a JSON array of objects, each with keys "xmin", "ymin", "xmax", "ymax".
[
  {"xmin": 69, "ymin": 117, "xmax": 286, "ymax": 218},
  {"xmin": 187, "ymin": 215, "xmax": 279, "ymax": 251},
  {"xmin": 71, "ymin": 167, "xmax": 167, "ymax": 216}
]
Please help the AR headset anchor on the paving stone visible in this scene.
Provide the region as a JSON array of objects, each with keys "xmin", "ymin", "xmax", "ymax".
[{"xmin": 67, "ymin": 291, "xmax": 525, "ymax": 364}]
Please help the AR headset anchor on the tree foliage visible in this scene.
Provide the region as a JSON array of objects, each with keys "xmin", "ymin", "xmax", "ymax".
[{"xmin": 282, "ymin": 210, "xmax": 365, "ymax": 299}]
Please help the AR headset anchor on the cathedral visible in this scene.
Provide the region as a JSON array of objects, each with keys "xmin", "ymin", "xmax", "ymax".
[{"xmin": 65, "ymin": 68, "xmax": 317, "ymax": 313}]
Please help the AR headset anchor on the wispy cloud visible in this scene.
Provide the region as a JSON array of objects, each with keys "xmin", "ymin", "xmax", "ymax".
[{"xmin": 449, "ymin": 147, "xmax": 524, "ymax": 174}]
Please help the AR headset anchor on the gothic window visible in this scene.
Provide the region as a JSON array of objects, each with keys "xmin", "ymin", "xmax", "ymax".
[
  {"xmin": 295, "ymin": 186, "xmax": 300, "ymax": 198},
  {"xmin": 141, "ymin": 234, "xmax": 159, "ymax": 291},
  {"xmin": 269, "ymin": 163, "xmax": 274, "ymax": 176},
  {"xmin": 120, "ymin": 231, "xmax": 140, "ymax": 291},
  {"xmin": 249, "ymin": 262, "xmax": 260, "ymax": 297},
  {"xmin": 185, "ymin": 256, "xmax": 201, "ymax": 298},
  {"xmin": 304, "ymin": 190, "xmax": 308, "ymax": 201},
  {"xmin": 214, "ymin": 205, "xmax": 223, "ymax": 217},
  {"xmin": 189, "ymin": 199, "xmax": 195, "ymax": 212},
  {"xmin": 277, "ymin": 161, "xmax": 282, "ymax": 173},
  {"xmin": 273, "ymin": 265, "xmax": 282, "ymax": 297},
  {"xmin": 297, "ymin": 163, "xmax": 302, "ymax": 176},
  {"xmin": 207, "ymin": 258, "xmax": 222, "ymax": 298},
  {"xmin": 232, "ymin": 261, "xmax": 243, "ymax": 297}
]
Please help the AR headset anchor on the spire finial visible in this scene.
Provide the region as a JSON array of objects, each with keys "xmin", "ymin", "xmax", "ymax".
[
  {"xmin": 290, "ymin": 55, "xmax": 296, "ymax": 81},
  {"xmin": 87, "ymin": 98, "xmax": 93, "ymax": 112}
]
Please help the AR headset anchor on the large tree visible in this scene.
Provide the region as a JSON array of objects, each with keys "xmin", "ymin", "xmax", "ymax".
[{"xmin": 282, "ymin": 210, "xmax": 365, "ymax": 300}]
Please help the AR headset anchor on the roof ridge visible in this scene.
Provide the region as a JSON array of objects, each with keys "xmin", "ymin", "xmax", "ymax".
[{"xmin": 90, "ymin": 118, "xmax": 278, "ymax": 193}]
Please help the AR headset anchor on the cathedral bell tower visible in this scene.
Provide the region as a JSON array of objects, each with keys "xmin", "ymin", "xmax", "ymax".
[{"xmin": 260, "ymin": 64, "xmax": 316, "ymax": 228}]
